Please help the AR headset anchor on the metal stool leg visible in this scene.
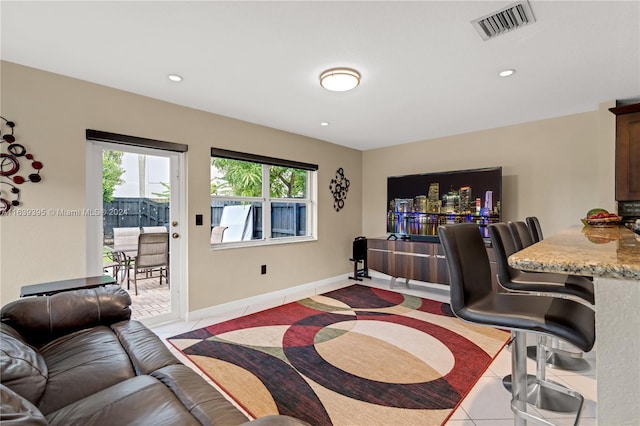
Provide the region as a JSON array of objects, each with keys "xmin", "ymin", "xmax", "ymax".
[
  {"xmin": 510, "ymin": 332, "xmax": 585, "ymax": 425},
  {"xmin": 511, "ymin": 331, "xmax": 527, "ymax": 426},
  {"xmin": 503, "ymin": 336, "xmax": 583, "ymax": 413},
  {"xmin": 527, "ymin": 336, "xmax": 590, "ymax": 372}
]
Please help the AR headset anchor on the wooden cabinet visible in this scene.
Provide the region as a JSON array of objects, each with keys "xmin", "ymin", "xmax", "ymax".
[
  {"xmin": 367, "ymin": 238, "xmax": 498, "ymax": 290},
  {"xmin": 610, "ymin": 103, "xmax": 640, "ymax": 201}
]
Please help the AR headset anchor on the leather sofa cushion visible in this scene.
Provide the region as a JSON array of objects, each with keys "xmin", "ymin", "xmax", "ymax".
[
  {"xmin": 0, "ymin": 326, "xmax": 48, "ymax": 406},
  {"xmin": 111, "ymin": 320, "xmax": 179, "ymax": 375},
  {"xmin": 45, "ymin": 375, "xmax": 202, "ymax": 426},
  {"xmin": 37, "ymin": 326, "xmax": 135, "ymax": 415},
  {"xmin": 0, "ymin": 384, "xmax": 48, "ymax": 426},
  {"xmin": 151, "ymin": 364, "xmax": 250, "ymax": 425}
]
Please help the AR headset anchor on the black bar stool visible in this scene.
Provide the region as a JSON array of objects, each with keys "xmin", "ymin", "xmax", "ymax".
[
  {"xmin": 491, "ymin": 222, "xmax": 593, "ymax": 413},
  {"xmin": 438, "ymin": 223, "xmax": 595, "ymax": 426},
  {"xmin": 507, "ymin": 221, "xmax": 594, "ymax": 371},
  {"xmin": 504, "ymin": 222, "xmax": 594, "ymax": 306}
]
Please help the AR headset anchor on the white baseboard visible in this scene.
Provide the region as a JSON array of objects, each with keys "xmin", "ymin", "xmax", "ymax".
[
  {"xmin": 185, "ymin": 273, "xmax": 353, "ymax": 322},
  {"xmin": 184, "ymin": 271, "xmax": 451, "ymax": 323}
]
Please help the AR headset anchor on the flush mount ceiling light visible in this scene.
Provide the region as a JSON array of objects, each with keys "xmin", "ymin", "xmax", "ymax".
[
  {"xmin": 168, "ymin": 74, "xmax": 183, "ymax": 82},
  {"xmin": 499, "ymin": 69, "xmax": 516, "ymax": 77},
  {"xmin": 320, "ymin": 68, "xmax": 361, "ymax": 92}
]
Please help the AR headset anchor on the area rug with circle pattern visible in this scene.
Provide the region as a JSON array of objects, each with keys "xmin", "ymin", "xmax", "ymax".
[{"xmin": 168, "ymin": 284, "xmax": 509, "ymax": 425}]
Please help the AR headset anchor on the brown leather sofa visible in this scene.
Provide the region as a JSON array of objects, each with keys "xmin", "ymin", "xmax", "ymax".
[{"xmin": 0, "ymin": 285, "xmax": 308, "ymax": 426}]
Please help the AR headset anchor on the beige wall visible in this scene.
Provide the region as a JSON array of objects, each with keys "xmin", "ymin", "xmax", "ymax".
[
  {"xmin": 0, "ymin": 60, "xmax": 618, "ymax": 309},
  {"xmin": 362, "ymin": 103, "xmax": 616, "ymax": 239},
  {"xmin": 0, "ymin": 61, "xmax": 363, "ymax": 308}
]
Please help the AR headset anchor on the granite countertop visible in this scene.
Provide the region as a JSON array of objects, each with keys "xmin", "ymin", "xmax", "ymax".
[{"xmin": 508, "ymin": 225, "xmax": 640, "ymax": 280}]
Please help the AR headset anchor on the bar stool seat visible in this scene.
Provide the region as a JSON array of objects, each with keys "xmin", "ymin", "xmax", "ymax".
[{"xmin": 438, "ymin": 223, "xmax": 595, "ymax": 425}]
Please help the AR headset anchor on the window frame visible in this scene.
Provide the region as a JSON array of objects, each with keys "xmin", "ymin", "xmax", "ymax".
[{"xmin": 210, "ymin": 148, "xmax": 318, "ymax": 249}]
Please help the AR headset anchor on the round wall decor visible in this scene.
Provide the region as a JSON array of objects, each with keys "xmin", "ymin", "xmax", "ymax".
[
  {"xmin": 1, "ymin": 117, "xmax": 44, "ymax": 215},
  {"xmin": 329, "ymin": 168, "xmax": 350, "ymax": 212}
]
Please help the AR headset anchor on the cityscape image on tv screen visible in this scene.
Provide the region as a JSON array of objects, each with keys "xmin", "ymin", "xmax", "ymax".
[{"xmin": 387, "ymin": 167, "xmax": 502, "ymax": 237}]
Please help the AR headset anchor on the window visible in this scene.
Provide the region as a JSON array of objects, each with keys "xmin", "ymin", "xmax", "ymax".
[{"xmin": 210, "ymin": 148, "xmax": 317, "ymax": 246}]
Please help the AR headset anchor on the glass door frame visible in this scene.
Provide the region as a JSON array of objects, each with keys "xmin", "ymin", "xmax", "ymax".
[{"xmin": 86, "ymin": 141, "xmax": 186, "ymax": 325}]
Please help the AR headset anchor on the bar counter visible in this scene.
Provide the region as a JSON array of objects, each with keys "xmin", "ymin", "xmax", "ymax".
[{"xmin": 509, "ymin": 225, "xmax": 640, "ymax": 426}]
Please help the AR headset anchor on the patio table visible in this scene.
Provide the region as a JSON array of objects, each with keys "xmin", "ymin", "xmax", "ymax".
[{"xmin": 108, "ymin": 244, "xmax": 138, "ymax": 285}]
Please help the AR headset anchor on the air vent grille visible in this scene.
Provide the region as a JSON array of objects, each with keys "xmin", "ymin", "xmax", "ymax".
[{"xmin": 471, "ymin": 1, "xmax": 536, "ymax": 41}]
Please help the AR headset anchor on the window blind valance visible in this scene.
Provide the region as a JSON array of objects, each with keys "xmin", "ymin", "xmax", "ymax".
[
  {"xmin": 211, "ymin": 148, "xmax": 318, "ymax": 171},
  {"xmin": 87, "ymin": 129, "xmax": 188, "ymax": 152}
]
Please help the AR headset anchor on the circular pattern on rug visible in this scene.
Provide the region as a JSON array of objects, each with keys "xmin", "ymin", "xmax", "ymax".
[
  {"xmin": 314, "ymin": 320, "xmax": 454, "ymax": 383},
  {"xmin": 283, "ymin": 310, "xmax": 466, "ymax": 409}
]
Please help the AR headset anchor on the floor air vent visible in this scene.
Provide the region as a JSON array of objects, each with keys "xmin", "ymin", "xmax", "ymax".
[{"xmin": 471, "ymin": 1, "xmax": 536, "ymax": 41}]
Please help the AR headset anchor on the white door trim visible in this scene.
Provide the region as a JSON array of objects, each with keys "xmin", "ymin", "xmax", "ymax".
[{"xmin": 85, "ymin": 141, "xmax": 186, "ymax": 324}]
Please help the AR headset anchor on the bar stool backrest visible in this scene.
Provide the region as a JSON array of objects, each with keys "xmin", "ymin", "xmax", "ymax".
[
  {"xmin": 525, "ymin": 216, "xmax": 544, "ymax": 243},
  {"xmin": 488, "ymin": 223, "xmax": 521, "ymax": 287},
  {"xmin": 508, "ymin": 221, "xmax": 534, "ymax": 251},
  {"xmin": 438, "ymin": 223, "xmax": 493, "ymax": 315}
]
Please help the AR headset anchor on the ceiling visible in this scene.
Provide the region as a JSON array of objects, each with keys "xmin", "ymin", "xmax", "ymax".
[{"xmin": 1, "ymin": 1, "xmax": 639, "ymax": 151}]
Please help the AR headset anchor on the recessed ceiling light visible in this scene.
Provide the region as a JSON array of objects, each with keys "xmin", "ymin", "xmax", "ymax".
[
  {"xmin": 168, "ymin": 74, "xmax": 183, "ymax": 82},
  {"xmin": 499, "ymin": 69, "xmax": 516, "ymax": 77},
  {"xmin": 320, "ymin": 122, "xmax": 330, "ymax": 126},
  {"xmin": 320, "ymin": 68, "xmax": 361, "ymax": 91}
]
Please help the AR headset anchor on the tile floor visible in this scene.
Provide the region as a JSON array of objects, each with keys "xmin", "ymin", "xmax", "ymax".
[{"xmin": 150, "ymin": 277, "xmax": 597, "ymax": 426}]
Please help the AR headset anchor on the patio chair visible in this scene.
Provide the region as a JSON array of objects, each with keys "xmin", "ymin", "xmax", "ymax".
[
  {"xmin": 210, "ymin": 226, "xmax": 228, "ymax": 244},
  {"xmin": 112, "ymin": 227, "xmax": 141, "ymax": 284},
  {"xmin": 131, "ymin": 232, "xmax": 169, "ymax": 295},
  {"xmin": 113, "ymin": 227, "xmax": 141, "ymax": 247},
  {"xmin": 142, "ymin": 226, "xmax": 168, "ymax": 233}
]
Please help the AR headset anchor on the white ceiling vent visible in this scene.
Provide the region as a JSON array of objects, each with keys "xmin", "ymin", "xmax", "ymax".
[{"xmin": 471, "ymin": 1, "xmax": 536, "ymax": 41}]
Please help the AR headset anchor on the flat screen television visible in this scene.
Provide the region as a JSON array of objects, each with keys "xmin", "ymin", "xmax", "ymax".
[{"xmin": 387, "ymin": 166, "xmax": 502, "ymax": 239}]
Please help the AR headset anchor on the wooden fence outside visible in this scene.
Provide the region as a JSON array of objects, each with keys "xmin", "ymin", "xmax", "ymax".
[
  {"xmin": 103, "ymin": 198, "xmax": 305, "ymax": 240},
  {"xmin": 103, "ymin": 197, "xmax": 169, "ymax": 239},
  {"xmin": 210, "ymin": 201, "xmax": 306, "ymax": 239}
]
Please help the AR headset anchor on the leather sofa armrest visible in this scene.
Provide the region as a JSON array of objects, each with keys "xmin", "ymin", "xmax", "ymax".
[
  {"xmin": 150, "ymin": 364, "xmax": 251, "ymax": 426},
  {"xmin": 150, "ymin": 365, "xmax": 311, "ymax": 426},
  {"xmin": 111, "ymin": 320, "xmax": 178, "ymax": 375},
  {"xmin": 1, "ymin": 285, "xmax": 131, "ymax": 347}
]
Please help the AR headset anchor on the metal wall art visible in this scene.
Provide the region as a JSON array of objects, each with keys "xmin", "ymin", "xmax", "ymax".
[
  {"xmin": 1, "ymin": 117, "xmax": 44, "ymax": 215},
  {"xmin": 329, "ymin": 167, "xmax": 350, "ymax": 212}
]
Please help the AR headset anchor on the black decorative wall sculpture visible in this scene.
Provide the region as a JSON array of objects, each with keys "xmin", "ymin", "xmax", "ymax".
[
  {"xmin": 329, "ymin": 168, "xmax": 350, "ymax": 212},
  {"xmin": 1, "ymin": 118, "xmax": 44, "ymax": 215}
]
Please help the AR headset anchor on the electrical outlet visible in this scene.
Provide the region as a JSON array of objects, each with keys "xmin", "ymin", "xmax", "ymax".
[{"xmin": 261, "ymin": 265, "xmax": 267, "ymax": 275}]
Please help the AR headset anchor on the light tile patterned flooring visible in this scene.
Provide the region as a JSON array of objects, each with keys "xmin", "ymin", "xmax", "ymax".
[{"xmin": 149, "ymin": 277, "xmax": 597, "ymax": 425}]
